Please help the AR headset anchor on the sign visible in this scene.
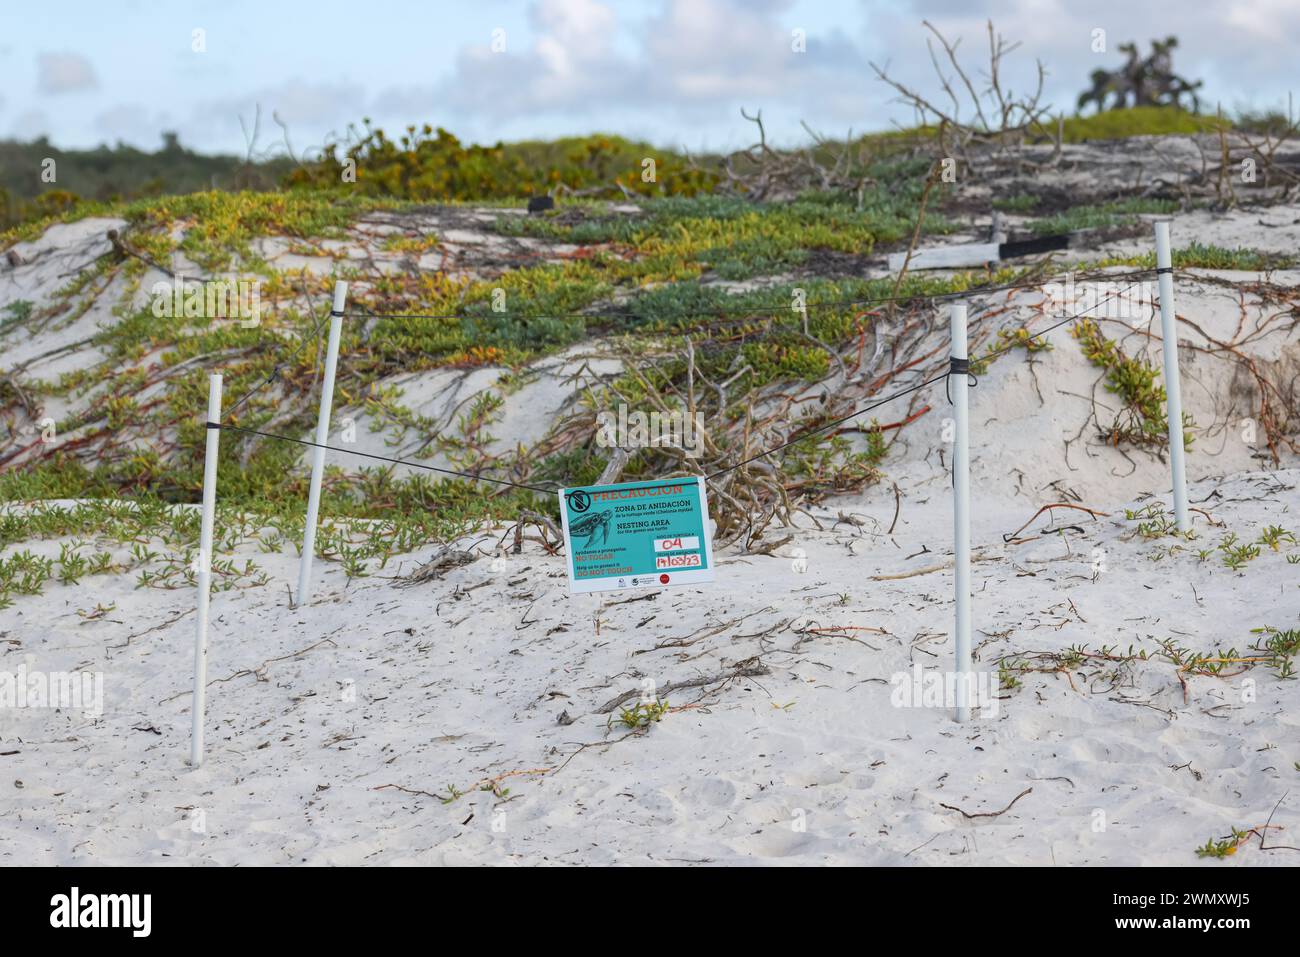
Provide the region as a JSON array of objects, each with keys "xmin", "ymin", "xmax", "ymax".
[{"xmin": 558, "ymin": 477, "xmax": 715, "ymax": 593}]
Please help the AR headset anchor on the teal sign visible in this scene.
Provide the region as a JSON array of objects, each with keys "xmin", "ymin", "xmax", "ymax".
[{"xmin": 558, "ymin": 477, "xmax": 715, "ymax": 593}]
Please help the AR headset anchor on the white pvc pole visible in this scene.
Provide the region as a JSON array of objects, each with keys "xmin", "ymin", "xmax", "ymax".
[
  {"xmin": 1154, "ymin": 222, "xmax": 1190, "ymax": 533},
  {"xmin": 297, "ymin": 281, "xmax": 348, "ymax": 606},
  {"xmin": 950, "ymin": 303, "xmax": 972, "ymax": 722},
  {"xmin": 191, "ymin": 373, "xmax": 223, "ymax": 767}
]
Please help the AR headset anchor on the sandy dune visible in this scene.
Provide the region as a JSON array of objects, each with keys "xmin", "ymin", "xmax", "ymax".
[{"xmin": 2, "ymin": 461, "xmax": 1296, "ymax": 866}]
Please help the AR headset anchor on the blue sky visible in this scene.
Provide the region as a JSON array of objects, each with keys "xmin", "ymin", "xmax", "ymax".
[{"xmin": 2, "ymin": 0, "xmax": 1296, "ymax": 155}]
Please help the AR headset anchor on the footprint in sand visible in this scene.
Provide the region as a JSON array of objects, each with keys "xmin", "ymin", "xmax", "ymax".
[{"xmin": 679, "ymin": 777, "xmax": 738, "ymax": 808}]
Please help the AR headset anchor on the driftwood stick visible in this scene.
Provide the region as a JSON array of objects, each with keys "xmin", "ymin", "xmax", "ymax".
[
  {"xmin": 594, "ymin": 660, "xmax": 771, "ymax": 714},
  {"xmin": 519, "ymin": 509, "xmax": 562, "ymax": 543},
  {"xmin": 1003, "ymin": 502, "xmax": 1110, "ymax": 543},
  {"xmin": 940, "ymin": 787, "xmax": 1033, "ymax": 820},
  {"xmin": 871, "ymin": 551, "xmax": 998, "ymax": 580},
  {"xmin": 597, "ymin": 447, "xmax": 629, "ymax": 485}
]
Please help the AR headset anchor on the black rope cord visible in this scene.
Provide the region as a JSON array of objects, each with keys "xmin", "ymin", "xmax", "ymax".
[
  {"xmin": 205, "ymin": 276, "xmax": 1155, "ymax": 496},
  {"xmin": 704, "ymin": 279, "xmax": 1145, "ymax": 476},
  {"xmin": 214, "ymin": 422, "xmax": 556, "ymax": 494},
  {"xmin": 219, "ymin": 266, "xmax": 1157, "ymax": 420},
  {"xmin": 337, "ymin": 267, "xmax": 1157, "ymax": 324}
]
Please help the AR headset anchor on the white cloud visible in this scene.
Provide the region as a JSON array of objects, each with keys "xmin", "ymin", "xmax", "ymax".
[
  {"xmin": 418, "ymin": 0, "xmax": 634, "ymax": 119},
  {"xmin": 532, "ymin": 0, "xmax": 619, "ymax": 66},
  {"xmin": 59, "ymin": 0, "xmax": 1300, "ymax": 155},
  {"xmin": 402, "ymin": 0, "xmax": 871, "ymax": 144},
  {"xmin": 643, "ymin": 0, "xmax": 789, "ymax": 100},
  {"xmin": 37, "ymin": 51, "xmax": 97, "ymax": 94}
]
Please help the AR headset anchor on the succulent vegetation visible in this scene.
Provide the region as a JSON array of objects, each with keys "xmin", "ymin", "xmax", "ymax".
[
  {"xmin": 1071, "ymin": 318, "xmax": 1193, "ymax": 451},
  {"xmin": 3, "ymin": 17, "xmax": 1299, "ymax": 597}
]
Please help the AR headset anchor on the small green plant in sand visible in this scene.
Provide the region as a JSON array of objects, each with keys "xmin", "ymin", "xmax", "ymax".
[
  {"xmin": 1139, "ymin": 517, "xmax": 1296, "ymax": 568},
  {"xmin": 1191, "ymin": 815, "xmax": 1291, "ymax": 859},
  {"xmin": 1124, "ymin": 503, "xmax": 1193, "ymax": 541},
  {"xmin": 1195, "ymin": 828, "xmax": 1252, "ymax": 859},
  {"xmin": 613, "ymin": 699, "xmax": 670, "ymax": 730},
  {"xmin": 0, "ymin": 549, "xmax": 55, "ymax": 605},
  {"xmin": 1217, "ymin": 532, "xmax": 1260, "ymax": 571},
  {"xmin": 998, "ymin": 661, "xmax": 1024, "ymax": 691},
  {"xmin": 1250, "ymin": 627, "xmax": 1300, "ymax": 679},
  {"xmin": 1073, "ymin": 319, "xmax": 1193, "ymax": 450},
  {"xmin": 968, "ymin": 324, "xmax": 1052, "ymax": 374},
  {"xmin": 0, "ymin": 497, "xmax": 484, "ymax": 610},
  {"xmin": 1255, "ymin": 525, "xmax": 1296, "ymax": 551},
  {"xmin": 998, "ymin": 622, "xmax": 1299, "ymax": 699},
  {"xmin": 439, "ymin": 783, "xmax": 465, "ymax": 805}
]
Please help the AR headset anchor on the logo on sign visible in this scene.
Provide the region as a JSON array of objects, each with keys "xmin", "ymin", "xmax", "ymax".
[{"xmin": 568, "ymin": 490, "xmax": 591, "ymax": 513}]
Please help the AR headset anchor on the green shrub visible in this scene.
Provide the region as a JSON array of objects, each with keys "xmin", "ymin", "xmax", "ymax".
[{"xmin": 285, "ymin": 124, "xmax": 718, "ymax": 201}]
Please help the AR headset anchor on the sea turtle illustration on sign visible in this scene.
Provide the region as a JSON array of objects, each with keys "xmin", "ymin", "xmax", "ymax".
[{"xmin": 568, "ymin": 508, "xmax": 612, "ymax": 547}]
